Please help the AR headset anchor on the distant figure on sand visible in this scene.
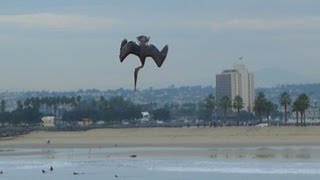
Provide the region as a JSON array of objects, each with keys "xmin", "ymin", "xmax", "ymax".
[
  {"xmin": 47, "ymin": 140, "xmax": 50, "ymax": 144},
  {"xmin": 115, "ymin": 174, "xmax": 118, "ymax": 178},
  {"xmin": 0, "ymin": 170, "xmax": 3, "ymax": 174},
  {"xmin": 50, "ymin": 166, "xmax": 53, "ymax": 171},
  {"xmin": 42, "ymin": 169, "xmax": 46, "ymax": 173}
]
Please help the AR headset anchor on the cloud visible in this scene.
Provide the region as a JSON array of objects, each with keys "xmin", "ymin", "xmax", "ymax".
[{"xmin": 0, "ymin": 13, "xmax": 117, "ymax": 31}]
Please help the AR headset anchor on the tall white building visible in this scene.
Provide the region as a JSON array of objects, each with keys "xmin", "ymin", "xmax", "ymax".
[{"xmin": 216, "ymin": 64, "xmax": 255, "ymax": 112}]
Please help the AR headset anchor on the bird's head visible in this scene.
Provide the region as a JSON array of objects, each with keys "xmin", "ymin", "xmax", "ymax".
[{"xmin": 137, "ymin": 35, "xmax": 149, "ymax": 46}]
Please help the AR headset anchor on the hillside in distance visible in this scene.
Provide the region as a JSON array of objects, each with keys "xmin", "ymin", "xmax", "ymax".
[{"xmin": 254, "ymin": 68, "xmax": 317, "ymax": 88}]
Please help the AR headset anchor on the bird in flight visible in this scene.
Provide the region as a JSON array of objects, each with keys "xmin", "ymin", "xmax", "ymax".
[{"xmin": 119, "ymin": 35, "xmax": 168, "ymax": 91}]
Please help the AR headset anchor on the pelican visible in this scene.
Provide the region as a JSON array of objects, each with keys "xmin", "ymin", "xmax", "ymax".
[{"xmin": 119, "ymin": 35, "xmax": 168, "ymax": 91}]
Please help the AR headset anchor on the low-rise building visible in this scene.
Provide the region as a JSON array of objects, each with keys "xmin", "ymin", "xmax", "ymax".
[
  {"xmin": 77, "ymin": 118, "xmax": 93, "ymax": 126},
  {"xmin": 41, "ymin": 116, "xmax": 55, "ymax": 128}
]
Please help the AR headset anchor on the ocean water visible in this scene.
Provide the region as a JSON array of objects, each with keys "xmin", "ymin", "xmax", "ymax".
[{"xmin": 1, "ymin": 147, "xmax": 320, "ymax": 180}]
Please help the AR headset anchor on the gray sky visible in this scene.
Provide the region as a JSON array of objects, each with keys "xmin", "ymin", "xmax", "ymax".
[{"xmin": 0, "ymin": 0, "xmax": 319, "ymax": 90}]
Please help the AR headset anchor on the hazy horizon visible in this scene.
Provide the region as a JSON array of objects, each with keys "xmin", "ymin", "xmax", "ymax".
[{"xmin": 0, "ymin": 0, "xmax": 320, "ymax": 91}]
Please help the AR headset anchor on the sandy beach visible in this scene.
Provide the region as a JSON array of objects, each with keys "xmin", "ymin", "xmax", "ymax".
[
  {"xmin": 1, "ymin": 127, "xmax": 320, "ymax": 180},
  {"xmin": 1, "ymin": 127, "xmax": 320, "ymax": 149}
]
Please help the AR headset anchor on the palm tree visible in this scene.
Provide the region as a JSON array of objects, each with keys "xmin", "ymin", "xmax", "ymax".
[
  {"xmin": 233, "ymin": 95, "xmax": 243, "ymax": 126},
  {"xmin": 292, "ymin": 99, "xmax": 299, "ymax": 126},
  {"xmin": 204, "ymin": 94, "xmax": 215, "ymax": 123},
  {"xmin": 296, "ymin": 93, "xmax": 310, "ymax": 127},
  {"xmin": 253, "ymin": 92, "xmax": 267, "ymax": 124},
  {"xmin": 219, "ymin": 96, "xmax": 231, "ymax": 125},
  {"xmin": 279, "ymin": 92, "xmax": 291, "ymax": 125},
  {"xmin": 265, "ymin": 101, "xmax": 275, "ymax": 125}
]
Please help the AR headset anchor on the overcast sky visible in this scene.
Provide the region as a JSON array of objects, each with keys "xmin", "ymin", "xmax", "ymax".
[{"xmin": 0, "ymin": 0, "xmax": 319, "ymax": 91}]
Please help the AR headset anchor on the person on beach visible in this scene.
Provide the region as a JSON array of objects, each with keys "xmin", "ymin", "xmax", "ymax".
[{"xmin": 50, "ymin": 166, "xmax": 53, "ymax": 171}]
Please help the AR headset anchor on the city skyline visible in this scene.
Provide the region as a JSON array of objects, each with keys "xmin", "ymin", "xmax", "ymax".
[{"xmin": 0, "ymin": 0, "xmax": 319, "ymax": 90}]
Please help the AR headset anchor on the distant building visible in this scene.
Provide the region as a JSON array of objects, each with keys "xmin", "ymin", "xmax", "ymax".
[
  {"xmin": 41, "ymin": 116, "xmax": 55, "ymax": 127},
  {"xmin": 140, "ymin": 111, "xmax": 150, "ymax": 122},
  {"xmin": 216, "ymin": 64, "xmax": 255, "ymax": 112},
  {"xmin": 77, "ymin": 118, "xmax": 93, "ymax": 126}
]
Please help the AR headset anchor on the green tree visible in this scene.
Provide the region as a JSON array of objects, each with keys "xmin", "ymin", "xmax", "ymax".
[
  {"xmin": 76, "ymin": 95, "xmax": 82, "ymax": 105},
  {"xmin": 16, "ymin": 100, "xmax": 23, "ymax": 110},
  {"xmin": 296, "ymin": 93, "xmax": 310, "ymax": 127},
  {"xmin": 253, "ymin": 92, "xmax": 267, "ymax": 123},
  {"xmin": 219, "ymin": 96, "xmax": 231, "ymax": 125},
  {"xmin": 152, "ymin": 107, "xmax": 170, "ymax": 121},
  {"xmin": 0, "ymin": 100, "xmax": 6, "ymax": 113},
  {"xmin": 265, "ymin": 101, "xmax": 275, "ymax": 125},
  {"xmin": 233, "ymin": 95, "xmax": 244, "ymax": 126},
  {"xmin": 204, "ymin": 94, "xmax": 215, "ymax": 122},
  {"xmin": 279, "ymin": 91, "xmax": 291, "ymax": 125},
  {"xmin": 179, "ymin": 103, "xmax": 197, "ymax": 118},
  {"xmin": 292, "ymin": 99, "xmax": 299, "ymax": 126}
]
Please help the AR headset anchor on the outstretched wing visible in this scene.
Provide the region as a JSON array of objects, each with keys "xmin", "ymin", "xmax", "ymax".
[
  {"xmin": 145, "ymin": 44, "xmax": 168, "ymax": 67},
  {"xmin": 119, "ymin": 39, "xmax": 140, "ymax": 62}
]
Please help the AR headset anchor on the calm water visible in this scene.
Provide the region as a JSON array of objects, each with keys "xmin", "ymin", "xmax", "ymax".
[{"xmin": 1, "ymin": 147, "xmax": 320, "ymax": 180}]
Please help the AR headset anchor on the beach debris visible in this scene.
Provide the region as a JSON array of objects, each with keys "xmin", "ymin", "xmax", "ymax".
[
  {"xmin": 73, "ymin": 172, "xmax": 85, "ymax": 175},
  {"xmin": 130, "ymin": 154, "xmax": 137, "ymax": 158}
]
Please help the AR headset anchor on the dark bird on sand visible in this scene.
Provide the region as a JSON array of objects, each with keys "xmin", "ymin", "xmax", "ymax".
[
  {"xmin": 119, "ymin": 35, "xmax": 168, "ymax": 91},
  {"xmin": 42, "ymin": 170, "xmax": 46, "ymax": 173}
]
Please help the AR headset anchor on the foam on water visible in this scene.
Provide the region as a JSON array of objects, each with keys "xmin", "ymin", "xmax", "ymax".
[{"xmin": 149, "ymin": 160, "xmax": 320, "ymax": 174}]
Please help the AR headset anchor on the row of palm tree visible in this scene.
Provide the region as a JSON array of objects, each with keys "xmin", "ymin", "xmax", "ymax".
[
  {"xmin": 253, "ymin": 92, "xmax": 276, "ymax": 124},
  {"xmin": 291, "ymin": 93, "xmax": 310, "ymax": 126},
  {"xmin": 204, "ymin": 94, "xmax": 244, "ymax": 126},
  {"xmin": 255, "ymin": 91, "xmax": 310, "ymax": 126},
  {"xmin": 204, "ymin": 91, "xmax": 311, "ymax": 126},
  {"xmin": 23, "ymin": 96, "xmax": 82, "ymax": 116}
]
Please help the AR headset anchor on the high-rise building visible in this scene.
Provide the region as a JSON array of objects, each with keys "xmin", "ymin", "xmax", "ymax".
[{"xmin": 216, "ymin": 64, "xmax": 255, "ymax": 112}]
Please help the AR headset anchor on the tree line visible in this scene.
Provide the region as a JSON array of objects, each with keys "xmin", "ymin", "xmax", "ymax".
[
  {"xmin": 201, "ymin": 91, "xmax": 310, "ymax": 126},
  {"xmin": 0, "ymin": 91, "xmax": 311, "ymax": 127}
]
